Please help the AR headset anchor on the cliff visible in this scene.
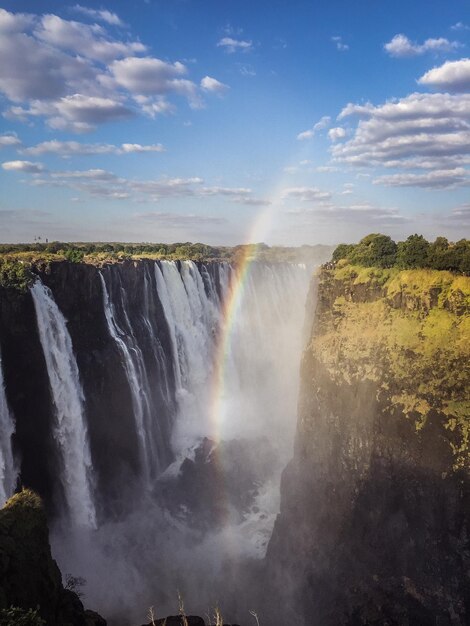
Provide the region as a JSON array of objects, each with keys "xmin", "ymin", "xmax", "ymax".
[
  {"xmin": 0, "ymin": 489, "xmax": 105, "ymax": 626},
  {"xmin": 267, "ymin": 264, "xmax": 470, "ymax": 625}
]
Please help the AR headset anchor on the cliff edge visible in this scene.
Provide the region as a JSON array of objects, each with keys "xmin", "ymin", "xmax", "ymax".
[
  {"xmin": 267, "ymin": 264, "xmax": 470, "ymax": 625},
  {"xmin": 0, "ymin": 489, "xmax": 106, "ymax": 626}
]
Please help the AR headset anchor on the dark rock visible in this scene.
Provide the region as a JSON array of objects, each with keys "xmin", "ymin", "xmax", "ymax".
[
  {"xmin": 266, "ymin": 267, "xmax": 470, "ymax": 625},
  {"xmin": 0, "ymin": 489, "xmax": 106, "ymax": 626}
]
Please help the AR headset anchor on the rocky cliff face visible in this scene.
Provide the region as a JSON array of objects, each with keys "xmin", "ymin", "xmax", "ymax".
[
  {"xmin": 0, "ymin": 489, "xmax": 105, "ymax": 626},
  {"xmin": 267, "ymin": 264, "xmax": 470, "ymax": 625}
]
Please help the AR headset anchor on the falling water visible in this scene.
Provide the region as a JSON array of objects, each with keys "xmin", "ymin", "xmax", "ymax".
[
  {"xmin": 0, "ymin": 350, "xmax": 17, "ymax": 505},
  {"xmin": 30, "ymin": 280, "xmax": 96, "ymax": 528},
  {"xmin": 99, "ymin": 271, "xmax": 159, "ymax": 483},
  {"xmin": 32, "ymin": 260, "xmax": 312, "ymax": 623}
]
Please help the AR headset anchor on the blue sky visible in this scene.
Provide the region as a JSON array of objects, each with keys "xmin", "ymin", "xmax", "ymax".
[{"xmin": 1, "ymin": 0, "xmax": 469, "ymax": 245}]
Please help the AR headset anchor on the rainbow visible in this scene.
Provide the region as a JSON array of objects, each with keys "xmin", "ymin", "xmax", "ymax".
[{"xmin": 209, "ymin": 207, "xmax": 272, "ymax": 445}]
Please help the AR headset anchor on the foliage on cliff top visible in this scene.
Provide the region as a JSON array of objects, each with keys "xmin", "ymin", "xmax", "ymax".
[
  {"xmin": 0, "ymin": 241, "xmax": 332, "ymax": 267},
  {"xmin": 0, "ymin": 259, "xmax": 34, "ymax": 292},
  {"xmin": 332, "ymin": 233, "xmax": 470, "ymax": 274},
  {"xmin": 312, "ymin": 266, "xmax": 470, "ymax": 470}
]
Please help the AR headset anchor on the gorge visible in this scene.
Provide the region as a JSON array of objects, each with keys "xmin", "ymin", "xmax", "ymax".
[
  {"xmin": 0, "ymin": 257, "xmax": 312, "ymax": 624},
  {"xmin": 0, "ymin": 253, "xmax": 468, "ymax": 625}
]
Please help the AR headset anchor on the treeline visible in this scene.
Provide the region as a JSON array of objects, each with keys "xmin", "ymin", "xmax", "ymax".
[
  {"xmin": 332, "ymin": 234, "xmax": 470, "ymax": 274},
  {"xmin": 0, "ymin": 241, "xmax": 232, "ymax": 262}
]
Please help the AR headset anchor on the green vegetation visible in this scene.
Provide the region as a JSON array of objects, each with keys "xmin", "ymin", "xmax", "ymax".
[
  {"xmin": 0, "ymin": 259, "xmax": 34, "ymax": 292},
  {"xmin": 0, "ymin": 608, "xmax": 45, "ymax": 626},
  {"xmin": 313, "ymin": 266, "xmax": 470, "ymax": 470},
  {"xmin": 332, "ymin": 233, "xmax": 470, "ymax": 274},
  {"xmin": 0, "ymin": 241, "xmax": 333, "ymax": 277}
]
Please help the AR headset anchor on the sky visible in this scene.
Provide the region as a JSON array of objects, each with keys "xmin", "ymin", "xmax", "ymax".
[{"xmin": 0, "ymin": 0, "xmax": 469, "ymax": 246}]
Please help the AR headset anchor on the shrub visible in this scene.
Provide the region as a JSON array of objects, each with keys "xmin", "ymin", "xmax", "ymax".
[
  {"xmin": 0, "ymin": 260, "xmax": 33, "ymax": 292},
  {"xmin": 63, "ymin": 249, "xmax": 84, "ymax": 263},
  {"xmin": 0, "ymin": 607, "xmax": 45, "ymax": 626}
]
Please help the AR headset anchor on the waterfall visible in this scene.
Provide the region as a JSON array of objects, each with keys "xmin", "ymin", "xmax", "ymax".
[
  {"xmin": 30, "ymin": 281, "xmax": 96, "ymax": 528},
  {"xmin": 99, "ymin": 271, "xmax": 159, "ymax": 484},
  {"xmin": 155, "ymin": 260, "xmax": 221, "ymax": 449},
  {"xmin": 0, "ymin": 350, "xmax": 17, "ymax": 505}
]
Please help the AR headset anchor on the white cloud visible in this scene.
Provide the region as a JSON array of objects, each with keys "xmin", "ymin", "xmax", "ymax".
[
  {"xmin": 35, "ymin": 14, "xmax": 145, "ymax": 63},
  {"xmin": 0, "ymin": 8, "xmax": 221, "ymax": 131},
  {"xmin": 451, "ymin": 22, "xmax": 470, "ymax": 32},
  {"xmin": 22, "ymin": 167, "xmax": 269, "ymax": 205},
  {"xmin": 281, "ymin": 187, "xmax": 332, "ymax": 202},
  {"xmin": 200, "ymin": 76, "xmax": 229, "ymax": 95},
  {"xmin": 331, "ymin": 36, "xmax": 349, "ymax": 51},
  {"xmin": 72, "ymin": 5, "xmax": 124, "ymax": 27},
  {"xmin": 134, "ymin": 212, "xmax": 227, "ymax": 226},
  {"xmin": 384, "ymin": 33, "xmax": 460, "ymax": 57},
  {"xmin": 22, "ymin": 140, "xmax": 164, "ymax": 156},
  {"xmin": 332, "ymin": 92, "xmax": 470, "ymax": 177},
  {"xmin": 217, "ymin": 37, "xmax": 253, "ymax": 53},
  {"xmin": 418, "ymin": 58, "xmax": 470, "ymax": 92},
  {"xmin": 0, "ymin": 133, "xmax": 21, "ymax": 148},
  {"xmin": 287, "ymin": 202, "xmax": 409, "ymax": 227},
  {"xmin": 2, "ymin": 160, "xmax": 44, "ymax": 172},
  {"xmin": 328, "ymin": 127, "xmax": 346, "ymax": 141},
  {"xmin": 374, "ymin": 168, "xmax": 469, "ymax": 189},
  {"xmin": 110, "ymin": 57, "xmax": 202, "ymax": 107},
  {"xmin": 297, "ymin": 115, "xmax": 331, "ymax": 140},
  {"xmin": 120, "ymin": 143, "xmax": 165, "ymax": 153},
  {"xmin": 0, "ymin": 8, "xmax": 35, "ymax": 33}
]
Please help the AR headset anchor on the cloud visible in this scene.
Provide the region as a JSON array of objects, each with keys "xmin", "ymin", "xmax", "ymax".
[
  {"xmin": 2, "ymin": 160, "xmax": 44, "ymax": 172},
  {"xmin": 0, "ymin": 133, "xmax": 21, "ymax": 148},
  {"xmin": 20, "ymin": 166, "xmax": 267, "ymax": 205},
  {"xmin": 451, "ymin": 22, "xmax": 470, "ymax": 32},
  {"xmin": 22, "ymin": 140, "xmax": 165, "ymax": 156},
  {"xmin": 110, "ymin": 57, "xmax": 202, "ymax": 107},
  {"xmin": 200, "ymin": 76, "xmax": 229, "ymax": 95},
  {"xmin": 0, "ymin": 8, "xmax": 35, "ymax": 33},
  {"xmin": 384, "ymin": 34, "xmax": 460, "ymax": 58},
  {"xmin": 287, "ymin": 202, "xmax": 409, "ymax": 225},
  {"xmin": 281, "ymin": 187, "xmax": 332, "ymax": 202},
  {"xmin": 418, "ymin": 58, "xmax": 470, "ymax": 92},
  {"xmin": 449, "ymin": 204, "xmax": 470, "ymax": 223},
  {"xmin": 35, "ymin": 14, "xmax": 145, "ymax": 63},
  {"xmin": 217, "ymin": 37, "xmax": 253, "ymax": 53},
  {"xmin": 331, "ymin": 36, "xmax": 349, "ymax": 51},
  {"xmin": 297, "ymin": 116, "xmax": 331, "ymax": 140},
  {"xmin": 134, "ymin": 212, "xmax": 227, "ymax": 226},
  {"xmin": 72, "ymin": 5, "xmax": 124, "ymax": 27},
  {"xmin": 373, "ymin": 168, "xmax": 469, "ymax": 189},
  {"xmin": 120, "ymin": 143, "xmax": 165, "ymax": 153},
  {"xmin": 332, "ymin": 92, "xmax": 470, "ymax": 176},
  {"xmin": 328, "ymin": 127, "xmax": 346, "ymax": 142},
  {"xmin": 0, "ymin": 8, "xmax": 221, "ymax": 131}
]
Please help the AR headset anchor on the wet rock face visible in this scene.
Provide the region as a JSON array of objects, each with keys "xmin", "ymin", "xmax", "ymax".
[
  {"xmin": 266, "ymin": 267, "xmax": 470, "ymax": 626},
  {"xmin": 0, "ymin": 260, "xmax": 179, "ymax": 518},
  {"xmin": 0, "ymin": 489, "xmax": 106, "ymax": 626}
]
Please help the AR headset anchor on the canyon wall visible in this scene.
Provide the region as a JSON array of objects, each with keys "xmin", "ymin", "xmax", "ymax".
[{"xmin": 267, "ymin": 264, "xmax": 470, "ymax": 625}]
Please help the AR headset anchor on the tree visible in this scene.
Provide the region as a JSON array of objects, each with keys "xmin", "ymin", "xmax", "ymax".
[
  {"xmin": 396, "ymin": 234, "xmax": 430, "ymax": 269},
  {"xmin": 427, "ymin": 237, "xmax": 450, "ymax": 270},
  {"xmin": 332, "ymin": 243, "xmax": 356, "ymax": 262},
  {"xmin": 349, "ymin": 233, "xmax": 397, "ymax": 268}
]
